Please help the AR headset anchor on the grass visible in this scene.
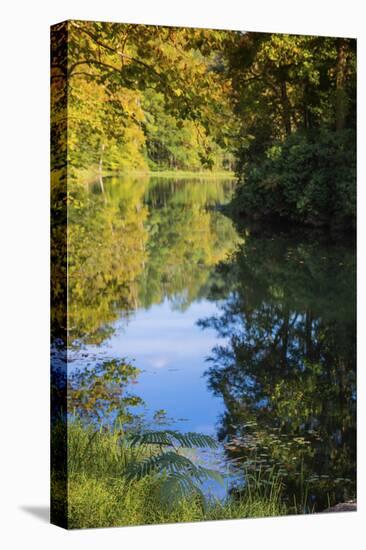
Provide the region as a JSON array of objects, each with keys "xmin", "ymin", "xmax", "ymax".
[
  {"xmin": 76, "ymin": 166, "xmax": 235, "ymax": 184},
  {"xmin": 145, "ymin": 170, "xmax": 235, "ymax": 179},
  {"xmin": 52, "ymin": 421, "xmax": 288, "ymax": 529},
  {"xmin": 67, "ymin": 475, "xmax": 287, "ymax": 529}
]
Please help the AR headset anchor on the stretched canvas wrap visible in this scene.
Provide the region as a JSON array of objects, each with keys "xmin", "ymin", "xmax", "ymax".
[{"xmin": 51, "ymin": 20, "xmax": 356, "ymax": 529}]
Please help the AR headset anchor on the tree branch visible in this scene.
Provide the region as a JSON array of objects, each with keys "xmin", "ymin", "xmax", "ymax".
[
  {"xmin": 68, "ymin": 59, "xmax": 122, "ymax": 77},
  {"xmin": 69, "ymin": 21, "xmax": 161, "ymax": 78}
]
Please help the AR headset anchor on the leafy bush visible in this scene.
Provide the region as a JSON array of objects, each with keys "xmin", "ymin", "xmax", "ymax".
[{"xmin": 232, "ymin": 129, "xmax": 356, "ymax": 230}]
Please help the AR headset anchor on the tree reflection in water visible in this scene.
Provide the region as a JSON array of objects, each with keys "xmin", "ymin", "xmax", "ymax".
[{"xmin": 200, "ymin": 230, "xmax": 356, "ymax": 511}]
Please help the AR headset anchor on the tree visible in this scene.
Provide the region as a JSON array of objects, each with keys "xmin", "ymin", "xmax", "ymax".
[
  {"xmin": 224, "ymin": 33, "xmax": 356, "ymax": 228},
  {"xmin": 51, "ymin": 21, "xmax": 237, "ymax": 178}
]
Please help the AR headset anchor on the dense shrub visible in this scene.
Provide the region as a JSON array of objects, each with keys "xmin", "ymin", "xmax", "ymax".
[{"xmin": 232, "ymin": 129, "xmax": 356, "ymax": 230}]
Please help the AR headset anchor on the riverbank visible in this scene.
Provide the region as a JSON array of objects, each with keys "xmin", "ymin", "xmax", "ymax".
[
  {"xmin": 143, "ymin": 170, "xmax": 236, "ymax": 179},
  {"xmin": 78, "ymin": 167, "xmax": 235, "ymax": 185},
  {"xmin": 54, "ymin": 421, "xmax": 286, "ymax": 529}
]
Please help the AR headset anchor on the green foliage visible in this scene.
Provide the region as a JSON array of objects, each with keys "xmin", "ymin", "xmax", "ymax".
[
  {"xmin": 66, "ymin": 473, "xmax": 286, "ymax": 529},
  {"xmin": 138, "ymin": 177, "xmax": 242, "ymax": 311},
  {"xmin": 51, "ymin": 21, "xmax": 236, "ymax": 178},
  {"xmin": 232, "ymin": 129, "xmax": 356, "ymax": 228},
  {"xmin": 68, "ymin": 359, "xmax": 143, "ymax": 425},
  {"xmin": 128, "ymin": 429, "xmax": 219, "ymax": 449},
  {"xmin": 51, "ymin": 24, "xmax": 356, "ymax": 226},
  {"xmin": 201, "ymin": 231, "xmax": 356, "ymax": 511},
  {"xmin": 61, "ymin": 421, "xmax": 286, "ymax": 528},
  {"xmin": 143, "ymin": 89, "xmax": 233, "ymax": 171},
  {"xmin": 67, "ymin": 419, "xmax": 147, "ymax": 477},
  {"xmin": 226, "ymin": 34, "xmax": 356, "ymax": 228},
  {"xmin": 51, "ymin": 24, "xmax": 357, "ymax": 528},
  {"xmin": 66, "ymin": 175, "xmax": 240, "ymax": 345},
  {"xmin": 67, "ymin": 176, "xmax": 149, "ymax": 345},
  {"xmin": 126, "ymin": 430, "xmax": 223, "ymax": 507},
  {"xmin": 66, "ymin": 369, "xmax": 224, "ymax": 512}
]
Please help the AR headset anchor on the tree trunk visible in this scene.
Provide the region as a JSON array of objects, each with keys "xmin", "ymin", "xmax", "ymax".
[
  {"xmin": 302, "ymin": 83, "xmax": 312, "ymax": 129},
  {"xmin": 281, "ymin": 309, "xmax": 290, "ymax": 364},
  {"xmin": 336, "ymin": 38, "xmax": 348, "ymax": 131},
  {"xmin": 280, "ymin": 80, "xmax": 292, "ymax": 136},
  {"xmin": 98, "ymin": 143, "xmax": 105, "ymax": 194},
  {"xmin": 305, "ymin": 310, "xmax": 313, "ymax": 360}
]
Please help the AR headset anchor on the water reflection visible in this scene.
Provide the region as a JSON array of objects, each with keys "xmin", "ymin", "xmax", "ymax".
[
  {"xmin": 63, "ymin": 175, "xmax": 241, "ymax": 500},
  {"xmin": 67, "ymin": 175, "xmax": 239, "ymax": 344},
  {"xmin": 199, "ymin": 230, "xmax": 356, "ymax": 510},
  {"xmin": 53, "ymin": 174, "xmax": 356, "ymax": 509},
  {"xmin": 67, "ymin": 176, "xmax": 149, "ymax": 346}
]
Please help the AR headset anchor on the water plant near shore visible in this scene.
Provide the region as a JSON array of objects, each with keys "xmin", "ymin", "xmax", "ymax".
[{"xmin": 62, "ymin": 421, "xmax": 287, "ymax": 528}]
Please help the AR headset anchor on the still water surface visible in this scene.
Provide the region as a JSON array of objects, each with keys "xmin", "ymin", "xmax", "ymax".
[{"xmin": 69, "ymin": 175, "xmax": 356, "ymax": 508}]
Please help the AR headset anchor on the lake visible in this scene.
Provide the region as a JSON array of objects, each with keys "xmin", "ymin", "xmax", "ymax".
[{"xmin": 67, "ymin": 174, "xmax": 356, "ymax": 510}]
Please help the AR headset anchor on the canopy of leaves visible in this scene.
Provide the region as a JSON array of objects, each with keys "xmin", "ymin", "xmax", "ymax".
[
  {"xmin": 51, "ymin": 20, "xmax": 237, "ymax": 179},
  {"xmin": 224, "ymin": 33, "xmax": 356, "ymax": 228}
]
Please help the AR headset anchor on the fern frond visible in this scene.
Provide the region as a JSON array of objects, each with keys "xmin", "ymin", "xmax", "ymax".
[
  {"xmin": 125, "ymin": 429, "xmax": 223, "ymax": 508},
  {"xmin": 165, "ymin": 430, "xmax": 219, "ymax": 449},
  {"xmin": 126, "ymin": 450, "xmax": 225, "ymax": 485},
  {"xmin": 197, "ymin": 466, "xmax": 225, "ymax": 485},
  {"xmin": 127, "ymin": 430, "xmax": 218, "ymax": 449},
  {"xmin": 126, "ymin": 451, "xmax": 200, "ymax": 481},
  {"xmin": 127, "ymin": 431, "xmax": 174, "ymax": 447},
  {"xmin": 158, "ymin": 471, "xmax": 206, "ymax": 508}
]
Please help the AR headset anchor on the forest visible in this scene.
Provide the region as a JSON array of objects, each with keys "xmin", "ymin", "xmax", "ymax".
[
  {"xmin": 51, "ymin": 21, "xmax": 356, "ymax": 229},
  {"xmin": 51, "ymin": 21, "xmax": 356, "ymax": 529}
]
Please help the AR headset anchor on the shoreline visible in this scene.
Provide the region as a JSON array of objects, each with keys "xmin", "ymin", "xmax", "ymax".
[{"xmin": 81, "ymin": 168, "xmax": 236, "ymax": 185}]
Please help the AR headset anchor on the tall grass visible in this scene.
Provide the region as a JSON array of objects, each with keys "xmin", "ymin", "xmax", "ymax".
[
  {"xmin": 67, "ymin": 420, "xmax": 148, "ymax": 477},
  {"xmin": 54, "ymin": 420, "xmax": 288, "ymax": 529}
]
